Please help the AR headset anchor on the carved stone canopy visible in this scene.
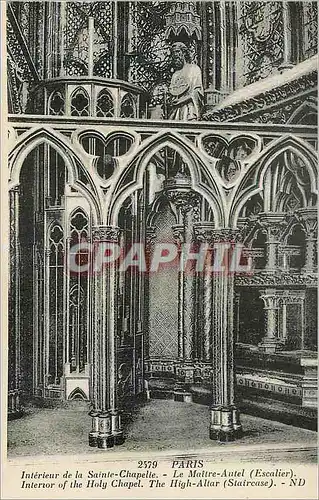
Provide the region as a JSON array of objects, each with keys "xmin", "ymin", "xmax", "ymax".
[{"xmin": 165, "ymin": 2, "xmax": 202, "ymax": 41}]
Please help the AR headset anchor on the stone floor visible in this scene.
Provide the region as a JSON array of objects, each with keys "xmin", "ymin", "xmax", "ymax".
[{"xmin": 7, "ymin": 399, "xmax": 317, "ymax": 462}]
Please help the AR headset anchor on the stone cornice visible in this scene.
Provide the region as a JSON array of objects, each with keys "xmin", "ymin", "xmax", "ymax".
[
  {"xmin": 235, "ymin": 272, "xmax": 317, "ymax": 287},
  {"xmin": 203, "ymin": 70, "xmax": 317, "ymax": 123}
]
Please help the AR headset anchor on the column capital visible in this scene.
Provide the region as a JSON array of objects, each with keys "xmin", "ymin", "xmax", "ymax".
[
  {"xmin": 92, "ymin": 225, "xmax": 121, "ymax": 243},
  {"xmin": 146, "ymin": 226, "xmax": 157, "ymax": 245},
  {"xmin": 164, "ymin": 180, "xmax": 200, "ymax": 215},
  {"xmin": 10, "ymin": 185, "xmax": 20, "ymax": 194},
  {"xmin": 259, "ymin": 213, "xmax": 286, "ymax": 242},
  {"xmin": 280, "ymin": 290, "xmax": 305, "ymax": 305},
  {"xmin": 172, "ymin": 224, "xmax": 185, "ymax": 245},
  {"xmin": 295, "ymin": 208, "xmax": 317, "ymax": 239},
  {"xmin": 193, "ymin": 225, "xmax": 242, "ymax": 245},
  {"xmin": 193, "ymin": 223, "xmax": 215, "ymax": 244},
  {"xmin": 259, "ymin": 294, "xmax": 281, "ymax": 310},
  {"xmin": 259, "ymin": 288, "xmax": 283, "ymax": 309}
]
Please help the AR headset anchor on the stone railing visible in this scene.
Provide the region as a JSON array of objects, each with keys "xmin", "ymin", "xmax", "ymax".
[{"xmin": 25, "ymin": 77, "xmax": 149, "ymax": 119}]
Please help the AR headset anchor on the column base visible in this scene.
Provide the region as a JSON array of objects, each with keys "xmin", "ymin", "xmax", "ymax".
[
  {"xmin": 258, "ymin": 338, "xmax": 284, "ymax": 354},
  {"xmin": 97, "ymin": 411, "xmax": 114, "ymax": 449},
  {"xmin": 97, "ymin": 434, "xmax": 114, "ymax": 449},
  {"xmin": 209, "ymin": 405, "xmax": 242, "ymax": 442},
  {"xmin": 111, "ymin": 410, "xmax": 125, "ymax": 446},
  {"xmin": 88, "ymin": 410, "xmax": 100, "ymax": 447}
]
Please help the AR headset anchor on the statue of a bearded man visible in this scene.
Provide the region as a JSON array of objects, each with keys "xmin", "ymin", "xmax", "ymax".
[{"xmin": 168, "ymin": 42, "xmax": 204, "ymax": 121}]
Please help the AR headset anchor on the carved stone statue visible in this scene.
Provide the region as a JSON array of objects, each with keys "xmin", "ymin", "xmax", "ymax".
[{"xmin": 168, "ymin": 42, "xmax": 204, "ymax": 121}]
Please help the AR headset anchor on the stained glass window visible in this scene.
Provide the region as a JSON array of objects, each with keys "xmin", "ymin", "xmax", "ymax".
[{"xmin": 237, "ymin": 2, "xmax": 284, "ymax": 86}]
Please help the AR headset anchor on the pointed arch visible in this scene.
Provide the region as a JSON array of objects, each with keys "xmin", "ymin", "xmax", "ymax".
[
  {"xmin": 120, "ymin": 93, "xmax": 136, "ymax": 118},
  {"xmin": 146, "ymin": 192, "xmax": 178, "ymax": 228},
  {"xmin": 230, "ymin": 135, "xmax": 317, "ymax": 226},
  {"xmin": 96, "ymin": 88, "xmax": 114, "ymax": 117},
  {"xmin": 70, "ymin": 86, "xmax": 90, "ymax": 116},
  {"xmin": 68, "ymin": 387, "xmax": 88, "ymax": 401},
  {"xmin": 8, "ymin": 127, "xmax": 101, "ymax": 225},
  {"xmin": 108, "ymin": 130, "xmax": 224, "ymax": 227},
  {"xmin": 288, "ymin": 100, "xmax": 317, "ymax": 125}
]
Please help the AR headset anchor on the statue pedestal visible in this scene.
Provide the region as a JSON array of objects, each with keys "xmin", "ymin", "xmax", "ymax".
[{"xmin": 258, "ymin": 337, "xmax": 284, "ymax": 354}]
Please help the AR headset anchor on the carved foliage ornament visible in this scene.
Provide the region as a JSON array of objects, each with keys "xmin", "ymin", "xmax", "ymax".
[
  {"xmin": 203, "ymin": 73, "xmax": 317, "ymax": 123},
  {"xmin": 92, "ymin": 226, "xmax": 121, "ymax": 242}
]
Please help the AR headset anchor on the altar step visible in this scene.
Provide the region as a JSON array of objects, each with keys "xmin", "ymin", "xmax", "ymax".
[{"xmin": 239, "ymin": 396, "xmax": 317, "ymax": 431}]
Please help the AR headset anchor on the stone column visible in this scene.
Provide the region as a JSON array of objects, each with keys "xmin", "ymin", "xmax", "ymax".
[
  {"xmin": 258, "ymin": 289, "xmax": 283, "ymax": 353},
  {"xmin": 260, "ymin": 214, "xmax": 285, "ymax": 273},
  {"xmin": 297, "ymin": 209, "xmax": 317, "ymax": 273},
  {"xmin": 194, "ymin": 223, "xmax": 215, "ymax": 362},
  {"xmin": 89, "ymin": 226, "xmax": 123, "ymax": 448},
  {"xmin": 209, "ymin": 229, "xmax": 242, "ymax": 441},
  {"xmin": 164, "ymin": 182, "xmax": 199, "ymax": 403},
  {"xmin": 169, "ymin": 191, "xmax": 199, "ymax": 361},
  {"xmin": 280, "ymin": 291, "xmax": 305, "ymax": 349},
  {"xmin": 8, "ymin": 187, "xmax": 21, "ymax": 416},
  {"xmin": 107, "ymin": 226, "xmax": 124, "ymax": 445},
  {"xmin": 278, "ymin": 2, "xmax": 294, "ymax": 72},
  {"xmin": 172, "ymin": 224, "xmax": 186, "ymax": 359}
]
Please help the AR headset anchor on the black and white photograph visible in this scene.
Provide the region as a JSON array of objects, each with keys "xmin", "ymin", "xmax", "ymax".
[{"xmin": 1, "ymin": 1, "xmax": 318, "ymax": 498}]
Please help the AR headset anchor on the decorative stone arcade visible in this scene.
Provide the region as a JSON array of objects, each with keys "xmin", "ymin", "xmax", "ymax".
[{"xmin": 7, "ymin": 0, "xmax": 318, "ymax": 445}]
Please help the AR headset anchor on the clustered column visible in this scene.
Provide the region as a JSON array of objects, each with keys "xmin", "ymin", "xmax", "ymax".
[
  {"xmin": 194, "ymin": 226, "xmax": 242, "ymax": 441},
  {"xmin": 169, "ymin": 191, "xmax": 199, "ymax": 361},
  {"xmin": 210, "ymin": 229, "xmax": 242, "ymax": 441},
  {"xmin": 89, "ymin": 225, "xmax": 123, "ymax": 449}
]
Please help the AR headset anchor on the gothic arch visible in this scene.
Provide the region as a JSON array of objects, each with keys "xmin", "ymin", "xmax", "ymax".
[
  {"xmin": 282, "ymin": 219, "xmax": 306, "ymax": 245},
  {"xmin": 146, "ymin": 193, "xmax": 178, "ymax": 228},
  {"xmin": 8, "ymin": 127, "xmax": 101, "ymax": 225},
  {"xmin": 70, "ymin": 87, "xmax": 90, "ymax": 116},
  {"xmin": 96, "ymin": 88, "xmax": 114, "ymax": 117},
  {"xmin": 288, "ymin": 100, "xmax": 317, "ymax": 125},
  {"xmin": 230, "ymin": 135, "xmax": 317, "ymax": 226},
  {"xmin": 108, "ymin": 131, "xmax": 224, "ymax": 227},
  {"xmin": 68, "ymin": 387, "xmax": 88, "ymax": 401}
]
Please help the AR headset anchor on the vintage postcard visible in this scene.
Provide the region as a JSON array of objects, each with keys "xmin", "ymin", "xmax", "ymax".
[{"xmin": 1, "ymin": 1, "xmax": 318, "ymax": 499}]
